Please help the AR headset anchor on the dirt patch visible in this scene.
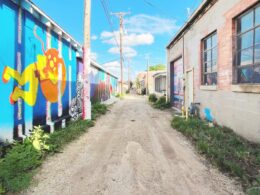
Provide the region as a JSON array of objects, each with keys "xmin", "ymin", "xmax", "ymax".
[{"xmin": 22, "ymin": 95, "xmax": 243, "ymax": 195}]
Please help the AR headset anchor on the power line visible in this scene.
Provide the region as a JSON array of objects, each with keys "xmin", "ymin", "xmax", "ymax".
[
  {"xmin": 101, "ymin": 58, "xmax": 121, "ymax": 65},
  {"xmin": 140, "ymin": 0, "xmax": 201, "ymax": 24},
  {"xmin": 100, "ymin": 0, "xmax": 118, "ymax": 45},
  {"xmin": 99, "ymin": 0, "xmax": 128, "ymax": 63}
]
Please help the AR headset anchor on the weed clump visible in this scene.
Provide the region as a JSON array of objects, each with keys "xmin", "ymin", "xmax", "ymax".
[
  {"xmin": 148, "ymin": 93, "xmax": 157, "ymax": 103},
  {"xmin": 172, "ymin": 117, "xmax": 260, "ymax": 193},
  {"xmin": 153, "ymin": 96, "xmax": 171, "ymax": 110},
  {"xmin": 92, "ymin": 103, "xmax": 108, "ymax": 120},
  {"xmin": 0, "ymin": 103, "xmax": 108, "ymax": 193},
  {"xmin": 0, "ymin": 126, "xmax": 48, "ymax": 192}
]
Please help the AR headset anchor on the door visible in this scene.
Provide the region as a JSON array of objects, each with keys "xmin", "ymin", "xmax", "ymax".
[{"xmin": 170, "ymin": 58, "xmax": 184, "ymax": 110}]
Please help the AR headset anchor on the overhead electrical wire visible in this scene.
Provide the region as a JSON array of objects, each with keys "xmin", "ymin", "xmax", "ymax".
[
  {"xmin": 99, "ymin": 0, "xmax": 127, "ymax": 64},
  {"xmin": 140, "ymin": 0, "xmax": 202, "ymax": 24}
]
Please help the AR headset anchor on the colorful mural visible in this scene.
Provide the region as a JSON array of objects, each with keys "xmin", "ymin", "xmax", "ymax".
[
  {"xmin": 2, "ymin": 27, "xmax": 66, "ymax": 106},
  {"xmin": 171, "ymin": 58, "xmax": 184, "ymax": 110},
  {"xmin": 0, "ymin": 0, "xmax": 117, "ymax": 142},
  {"xmin": 90, "ymin": 66, "xmax": 117, "ymax": 102}
]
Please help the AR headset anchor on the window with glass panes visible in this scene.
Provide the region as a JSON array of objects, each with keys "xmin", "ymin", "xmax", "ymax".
[
  {"xmin": 236, "ymin": 4, "xmax": 260, "ymax": 83},
  {"xmin": 202, "ymin": 32, "xmax": 217, "ymax": 85}
]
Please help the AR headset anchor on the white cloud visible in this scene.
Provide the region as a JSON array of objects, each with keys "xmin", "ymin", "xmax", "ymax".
[
  {"xmin": 103, "ymin": 60, "xmax": 128, "ymax": 80},
  {"xmin": 90, "ymin": 52, "xmax": 98, "ymax": 61},
  {"xmin": 100, "ymin": 14, "xmax": 178, "ymax": 65},
  {"xmin": 125, "ymin": 14, "xmax": 179, "ymax": 35},
  {"xmin": 100, "ymin": 31, "xmax": 114, "ymax": 39},
  {"xmin": 100, "ymin": 14, "xmax": 177, "ymax": 48},
  {"xmin": 101, "ymin": 31, "xmax": 154, "ymax": 47},
  {"xmin": 100, "ymin": 31, "xmax": 118, "ymax": 43},
  {"xmin": 108, "ymin": 47, "xmax": 137, "ymax": 58},
  {"xmin": 91, "ymin": 35, "xmax": 98, "ymax": 40},
  {"xmin": 103, "ymin": 60, "xmax": 120, "ymax": 68},
  {"xmin": 124, "ymin": 33, "xmax": 154, "ymax": 46}
]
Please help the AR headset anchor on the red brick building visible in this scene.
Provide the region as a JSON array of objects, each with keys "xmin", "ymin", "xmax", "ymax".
[{"xmin": 167, "ymin": 0, "xmax": 260, "ymax": 142}]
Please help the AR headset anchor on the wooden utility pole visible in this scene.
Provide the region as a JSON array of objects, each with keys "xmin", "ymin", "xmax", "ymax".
[
  {"xmin": 146, "ymin": 56, "xmax": 149, "ymax": 95},
  {"xmin": 128, "ymin": 59, "xmax": 131, "ymax": 90},
  {"xmin": 83, "ymin": 0, "xmax": 91, "ymax": 120},
  {"xmin": 111, "ymin": 12, "xmax": 129, "ymax": 95}
]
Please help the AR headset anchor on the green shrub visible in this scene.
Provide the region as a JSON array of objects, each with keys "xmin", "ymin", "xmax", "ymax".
[
  {"xmin": 0, "ymin": 126, "xmax": 51, "ymax": 192},
  {"xmin": 171, "ymin": 117, "xmax": 260, "ymax": 192},
  {"xmin": 148, "ymin": 93, "xmax": 157, "ymax": 103},
  {"xmin": 197, "ymin": 140, "xmax": 209, "ymax": 154},
  {"xmin": 141, "ymin": 88, "xmax": 146, "ymax": 95},
  {"xmin": 47, "ymin": 120, "xmax": 94, "ymax": 153},
  {"xmin": 0, "ymin": 105, "xmax": 107, "ymax": 193},
  {"xmin": 247, "ymin": 187, "xmax": 260, "ymax": 195},
  {"xmin": 0, "ymin": 141, "xmax": 42, "ymax": 192},
  {"xmin": 26, "ymin": 126, "xmax": 50, "ymax": 152},
  {"xmin": 157, "ymin": 96, "xmax": 166, "ymax": 104},
  {"xmin": 0, "ymin": 146, "xmax": 3, "ymax": 159},
  {"xmin": 115, "ymin": 93, "xmax": 125, "ymax": 99},
  {"xmin": 153, "ymin": 96, "xmax": 171, "ymax": 110},
  {"xmin": 0, "ymin": 183, "xmax": 5, "ymax": 194}
]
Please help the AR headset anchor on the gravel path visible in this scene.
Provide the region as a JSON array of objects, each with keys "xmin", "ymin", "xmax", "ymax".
[{"xmin": 23, "ymin": 95, "xmax": 243, "ymax": 195}]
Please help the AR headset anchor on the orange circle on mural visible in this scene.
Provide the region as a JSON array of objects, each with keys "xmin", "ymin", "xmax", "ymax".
[{"xmin": 40, "ymin": 49, "xmax": 67, "ymax": 103}]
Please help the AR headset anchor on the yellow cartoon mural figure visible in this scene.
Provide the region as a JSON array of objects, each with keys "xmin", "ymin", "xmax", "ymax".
[{"xmin": 2, "ymin": 26, "xmax": 66, "ymax": 106}]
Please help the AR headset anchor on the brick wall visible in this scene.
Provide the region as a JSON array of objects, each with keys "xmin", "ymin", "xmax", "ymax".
[{"xmin": 167, "ymin": 0, "xmax": 260, "ymax": 142}]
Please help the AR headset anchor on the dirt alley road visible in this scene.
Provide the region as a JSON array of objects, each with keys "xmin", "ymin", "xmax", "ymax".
[{"xmin": 24, "ymin": 95, "xmax": 243, "ymax": 195}]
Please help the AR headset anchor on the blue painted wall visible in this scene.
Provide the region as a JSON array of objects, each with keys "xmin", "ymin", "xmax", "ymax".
[{"xmin": 0, "ymin": 0, "xmax": 117, "ymax": 142}]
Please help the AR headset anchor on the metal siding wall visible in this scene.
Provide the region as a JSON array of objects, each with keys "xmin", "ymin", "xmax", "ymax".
[
  {"xmin": 24, "ymin": 13, "xmax": 47, "ymax": 131},
  {"xmin": 71, "ymin": 48, "xmax": 77, "ymax": 98},
  {"xmin": 61, "ymin": 40, "xmax": 70, "ymax": 116},
  {"xmin": 0, "ymin": 0, "xmax": 118, "ymax": 142},
  {"xmin": 50, "ymin": 32, "xmax": 59, "ymax": 120},
  {"xmin": 0, "ymin": 1, "xmax": 77, "ymax": 141},
  {"xmin": 89, "ymin": 66, "xmax": 117, "ymax": 102},
  {"xmin": 0, "ymin": 0, "xmax": 17, "ymax": 141}
]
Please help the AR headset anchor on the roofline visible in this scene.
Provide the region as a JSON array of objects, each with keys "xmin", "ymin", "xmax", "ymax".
[
  {"xmin": 77, "ymin": 57, "xmax": 118, "ymax": 79},
  {"xmin": 11, "ymin": 0, "xmax": 83, "ymax": 50},
  {"xmin": 91, "ymin": 60, "xmax": 118, "ymax": 79},
  {"xmin": 9, "ymin": 0, "xmax": 118, "ymax": 79},
  {"xmin": 153, "ymin": 72, "xmax": 166, "ymax": 78},
  {"xmin": 166, "ymin": 0, "xmax": 214, "ymax": 49}
]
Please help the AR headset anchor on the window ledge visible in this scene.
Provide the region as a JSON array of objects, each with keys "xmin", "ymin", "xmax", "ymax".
[
  {"xmin": 231, "ymin": 84, "xmax": 260, "ymax": 94},
  {"xmin": 200, "ymin": 85, "xmax": 217, "ymax": 91}
]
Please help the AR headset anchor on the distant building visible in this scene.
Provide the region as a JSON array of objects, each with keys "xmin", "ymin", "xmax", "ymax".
[
  {"xmin": 153, "ymin": 72, "xmax": 167, "ymax": 96},
  {"xmin": 118, "ymin": 81, "xmax": 129, "ymax": 94},
  {"xmin": 166, "ymin": 0, "xmax": 260, "ymax": 142},
  {"xmin": 136, "ymin": 71, "xmax": 166, "ymax": 95},
  {"xmin": 136, "ymin": 72, "xmax": 146, "ymax": 94}
]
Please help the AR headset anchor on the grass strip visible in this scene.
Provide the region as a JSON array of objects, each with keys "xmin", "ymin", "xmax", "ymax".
[
  {"xmin": 0, "ymin": 103, "xmax": 108, "ymax": 193},
  {"xmin": 171, "ymin": 116, "xmax": 260, "ymax": 193}
]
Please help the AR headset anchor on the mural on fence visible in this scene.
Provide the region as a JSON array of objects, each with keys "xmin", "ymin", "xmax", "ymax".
[
  {"xmin": 2, "ymin": 27, "xmax": 66, "ymax": 106},
  {"xmin": 90, "ymin": 67, "xmax": 117, "ymax": 102},
  {"xmin": 69, "ymin": 77, "xmax": 83, "ymax": 121},
  {"xmin": 0, "ymin": 0, "xmax": 117, "ymax": 142},
  {"xmin": 69, "ymin": 60, "xmax": 84, "ymax": 121}
]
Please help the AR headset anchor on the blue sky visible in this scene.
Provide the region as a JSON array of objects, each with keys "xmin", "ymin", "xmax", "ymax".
[{"xmin": 33, "ymin": 0, "xmax": 202, "ymax": 80}]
